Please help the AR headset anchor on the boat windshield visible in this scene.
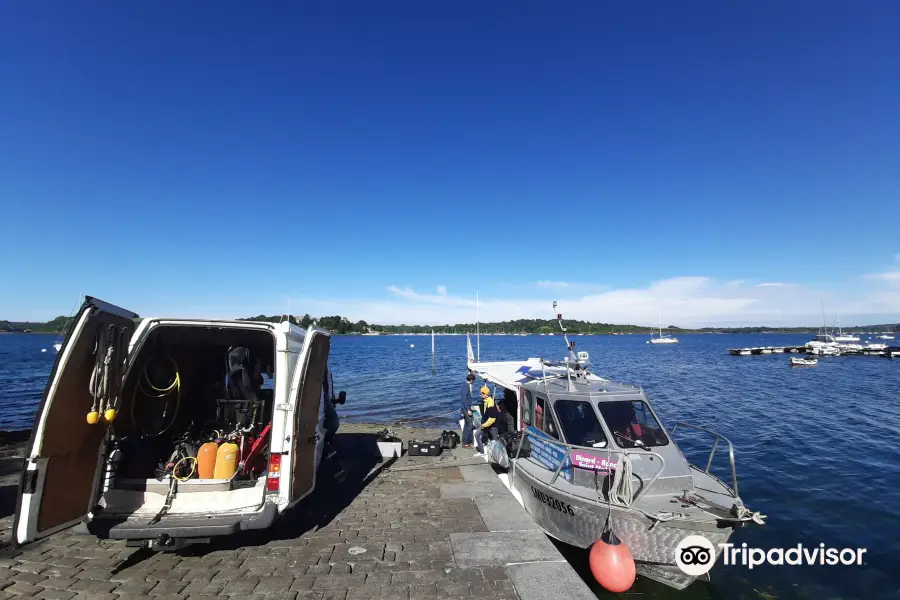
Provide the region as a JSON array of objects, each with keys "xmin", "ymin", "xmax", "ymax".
[
  {"xmin": 597, "ymin": 400, "xmax": 669, "ymax": 448},
  {"xmin": 554, "ymin": 400, "xmax": 608, "ymax": 448}
]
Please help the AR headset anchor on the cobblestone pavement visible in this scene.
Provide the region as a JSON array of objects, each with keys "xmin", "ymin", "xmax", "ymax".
[{"xmin": 0, "ymin": 426, "xmax": 520, "ymax": 600}]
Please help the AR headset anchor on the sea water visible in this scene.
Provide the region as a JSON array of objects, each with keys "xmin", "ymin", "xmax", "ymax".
[{"xmin": 2, "ymin": 332, "xmax": 899, "ymax": 599}]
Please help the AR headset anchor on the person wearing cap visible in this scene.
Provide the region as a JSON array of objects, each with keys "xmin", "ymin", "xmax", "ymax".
[
  {"xmin": 474, "ymin": 386, "xmax": 501, "ymax": 457},
  {"xmin": 459, "ymin": 372, "xmax": 476, "ymax": 448}
]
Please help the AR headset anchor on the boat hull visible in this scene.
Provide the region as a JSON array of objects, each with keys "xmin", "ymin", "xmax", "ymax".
[{"xmin": 512, "ymin": 464, "xmax": 732, "ymax": 590}]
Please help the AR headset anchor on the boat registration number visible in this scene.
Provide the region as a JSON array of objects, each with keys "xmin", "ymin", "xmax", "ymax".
[{"xmin": 530, "ymin": 486, "xmax": 574, "ymax": 516}]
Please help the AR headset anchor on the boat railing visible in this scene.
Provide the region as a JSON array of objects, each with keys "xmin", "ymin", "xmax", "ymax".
[
  {"xmin": 670, "ymin": 421, "xmax": 738, "ymax": 497},
  {"xmin": 513, "ymin": 428, "xmax": 667, "ymax": 507}
]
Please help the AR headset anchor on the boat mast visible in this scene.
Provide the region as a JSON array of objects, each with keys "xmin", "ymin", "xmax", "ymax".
[{"xmin": 476, "ymin": 291, "xmax": 480, "ymax": 362}]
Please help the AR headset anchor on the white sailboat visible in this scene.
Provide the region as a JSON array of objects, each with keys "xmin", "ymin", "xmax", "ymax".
[
  {"xmin": 833, "ymin": 317, "xmax": 860, "ymax": 343},
  {"xmin": 647, "ymin": 313, "xmax": 678, "ymax": 344}
]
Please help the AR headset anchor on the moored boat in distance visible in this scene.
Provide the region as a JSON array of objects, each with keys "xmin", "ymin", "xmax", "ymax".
[
  {"xmin": 647, "ymin": 313, "xmax": 678, "ymax": 344},
  {"xmin": 833, "ymin": 318, "xmax": 860, "ymax": 343},
  {"xmin": 790, "ymin": 357, "xmax": 817, "ymax": 366}
]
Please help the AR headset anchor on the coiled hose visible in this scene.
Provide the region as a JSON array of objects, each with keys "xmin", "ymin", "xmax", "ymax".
[{"xmin": 130, "ymin": 355, "xmax": 181, "ymax": 436}]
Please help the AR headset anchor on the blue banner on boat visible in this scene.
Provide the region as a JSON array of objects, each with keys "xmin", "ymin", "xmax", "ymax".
[{"xmin": 526, "ymin": 426, "xmax": 572, "ymax": 482}]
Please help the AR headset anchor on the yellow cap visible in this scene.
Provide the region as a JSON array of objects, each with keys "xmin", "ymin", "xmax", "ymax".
[
  {"xmin": 104, "ymin": 408, "xmax": 118, "ymax": 422},
  {"xmin": 86, "ymin": 411, "xmax": 100, "ymax": 425},
  {"xmin": 480, "ymin": 386, "xmax": 490, "ymax": 396}
]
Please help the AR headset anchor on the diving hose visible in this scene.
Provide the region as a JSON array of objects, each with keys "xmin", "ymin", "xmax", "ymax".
[{"xmin": 130, "ymin": 355, "xmax": 182, "ymax": 436}]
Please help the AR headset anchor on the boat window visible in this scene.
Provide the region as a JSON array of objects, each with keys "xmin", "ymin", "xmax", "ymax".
[
  {"xmin": 555, "ymin": 400, "xmax": 607, "ymax": 448},
  {"xmin": 523, "ymin": 391, "xmax": 533, "ymax": 426},
  {"xmin": 597, "ymin": 400, "xmax": 669, "ymax": 448},
  {"xmin": 535, "ymin": 396, "xmax": 545, "ymax": 430},
  {"xmin": 543, "ymin": 404, "xmax": 560, "ymax": 440}
]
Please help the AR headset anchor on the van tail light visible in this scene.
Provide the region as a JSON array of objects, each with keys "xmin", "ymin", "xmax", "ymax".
[{"xmin": 266, "ymin": 454, "xmax": 282, "ymax": 492}]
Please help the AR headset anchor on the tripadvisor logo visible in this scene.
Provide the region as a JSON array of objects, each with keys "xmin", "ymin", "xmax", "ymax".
[
  {"xmin": 675, "ymin": 535, "xmax": 868, "ymax": 576},
  {"xmin": 675, "ymin": 535, "xmax": 716, "ymax": 576}
]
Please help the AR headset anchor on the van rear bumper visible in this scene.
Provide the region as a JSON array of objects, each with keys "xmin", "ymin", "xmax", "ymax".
[{"xmin": 82, "ymin": 502, "xmax": 278, "ymax": 540}]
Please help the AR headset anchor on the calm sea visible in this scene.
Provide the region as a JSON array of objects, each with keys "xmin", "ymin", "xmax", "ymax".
[{"xmin": 2, "ymin": 332, "xmax": 899, "ymax": 599}]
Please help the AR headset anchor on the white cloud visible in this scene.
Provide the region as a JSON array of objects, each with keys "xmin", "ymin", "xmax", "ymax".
[
  {"xmin": 535, "ymin": 281, "xmax": 570, "ymax": 288},
  {"xmin": 386, "ymin": 286, "xmax": 475, "ymax": 307},
  {"xmin": 436, "ymin": 285, "xmax": 447, "ymax": 296},
  {"xmin": 296, "ymin": 275, "xmax": 899, "ymax": 327},
  {"xmin": 865, "ymin": 271, "xmax": 900, "ymax": 285},
  {"xmin": 757, "ymin": 282, "xmax": 790, "ymax": 287}
]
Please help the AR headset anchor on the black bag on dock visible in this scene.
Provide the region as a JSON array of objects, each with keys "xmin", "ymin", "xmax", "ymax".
[
  {"xmin": 439, "ymin": 430, "xmax": 460, "ymax": 449},
  {"xmin": 407, "ymin": 440, "xmax": 443, "ymax": 456}
]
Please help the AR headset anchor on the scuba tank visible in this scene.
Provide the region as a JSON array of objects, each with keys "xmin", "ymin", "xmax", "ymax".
[
  {"xmin": 197, "ymin": 441, "xmax": 219, "ymax": 479},
  {"xmin": 214, "ymin": 441, "xmax": 239, "ymax": 479},
  {"xmin": 102, "ymin": 442, "xmax": 122, "ymax": 492}
]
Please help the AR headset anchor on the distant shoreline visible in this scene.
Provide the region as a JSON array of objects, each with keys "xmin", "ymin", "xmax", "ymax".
[{"xmin": 0, "ymin": 331, "xmax": 59, "ymax": 335}]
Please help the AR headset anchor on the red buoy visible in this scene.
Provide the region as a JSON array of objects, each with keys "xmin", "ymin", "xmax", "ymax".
[{"xmin": 589, "ymin": 530, "xmax": 636, "ymax": 593}]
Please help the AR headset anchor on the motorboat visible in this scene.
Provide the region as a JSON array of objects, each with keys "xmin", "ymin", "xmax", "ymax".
[
  {"xmin": 863, "ymin": 342, "xmax": 888, "ymax": 352},
  {"xmin": 790, "ymin": 357, "xmax": 817, "ymax": 367},
  {"xmin": 808, "ymin": 345, "xmax": 841, "ymax": 357},
  {"xmin": 807, "ymin": 333, "xmax": 845, "ymax": 354},
  {"xmin": 466, "ymin": 303, "xmax": 763, "ymax": 590},
  {"xmin": 52, "ymin": 342, "xmax": 62, "ymax": 352},
  {"xmin": 877, "ymin": 334, "xmax": 895, "ymax": 340}
]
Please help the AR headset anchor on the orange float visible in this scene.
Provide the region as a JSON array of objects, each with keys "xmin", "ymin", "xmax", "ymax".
[{"xmin": 589, "ymin": 530, "xmax": 636, "ymax": 593}]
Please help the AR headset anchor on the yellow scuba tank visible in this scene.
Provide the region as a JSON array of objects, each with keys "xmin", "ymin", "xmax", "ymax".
[
  {"xmin": 197, "ymin": 442, "xmax": 219, "ymax": 479},
  {"xmin": 213, "ymin": 442, "xmax": 239, "ymax": 479}
]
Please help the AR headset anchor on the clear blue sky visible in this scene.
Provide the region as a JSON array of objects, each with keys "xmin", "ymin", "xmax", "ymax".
[{"xmin": 2, "ymin": 1, "xmax": 898, "ymax": 325}]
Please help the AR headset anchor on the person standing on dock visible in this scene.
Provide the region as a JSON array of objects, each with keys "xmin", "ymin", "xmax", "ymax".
[{"xmin": 459, "ymin": 372, "xmax": 476, "ymax": 448}]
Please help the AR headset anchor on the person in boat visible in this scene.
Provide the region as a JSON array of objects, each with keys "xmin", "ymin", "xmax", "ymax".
[
  {"xmin": 602, "ymin": 403, "xmax": 663, "ymax": 447},
  {"xmin": 459, "ymin": 373, "xmax": 476, "ymax": 449},
  {"xmin": 496, "ymin": 398, "xmax": 515, "ymax": 435},
  {"xmin": 474, "ymin": 386, "xmax": 501, "ymax": 456}
]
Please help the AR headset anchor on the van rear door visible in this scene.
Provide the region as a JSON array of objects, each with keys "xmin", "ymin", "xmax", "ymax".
[
  {"xmin": 288, "ymin": 329, "xmax": 331, "ymax": 504},
  {"xmin": 14, "ymin": 297, "xmax": 138, "ymax": 544}
]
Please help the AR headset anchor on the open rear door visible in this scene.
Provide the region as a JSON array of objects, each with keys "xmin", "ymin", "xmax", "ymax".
[
  {"xmin": 14, "ymin": 297, "xmax": 138, "ymax": 544},
  {"xmin": 288, "ymin": 329, "xmax": 331, "ymax": 504}
]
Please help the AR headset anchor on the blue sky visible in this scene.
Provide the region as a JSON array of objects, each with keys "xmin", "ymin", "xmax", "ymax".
[{"xmin": 1, "ymin": 1, "xmax": 898, "ymax": 326}]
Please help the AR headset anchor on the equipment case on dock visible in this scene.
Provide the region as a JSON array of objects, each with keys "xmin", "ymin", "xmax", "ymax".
[{"xmin": 407, "ymin": 440, "xmax": 442, "ymax": 457}]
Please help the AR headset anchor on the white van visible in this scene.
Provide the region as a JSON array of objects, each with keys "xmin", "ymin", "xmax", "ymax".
[{"xmin": 14, "ymin": 297, "xmax": 344, "ymax": 550}]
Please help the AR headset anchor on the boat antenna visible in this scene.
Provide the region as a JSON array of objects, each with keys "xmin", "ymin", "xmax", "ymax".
[
  {"xmin": 553, "ymin": 301, "xmax": 588, "ymax": 387},
  {"xmin": 431, "ymin": 328, "xmax": 435, "ymax": 375}
]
